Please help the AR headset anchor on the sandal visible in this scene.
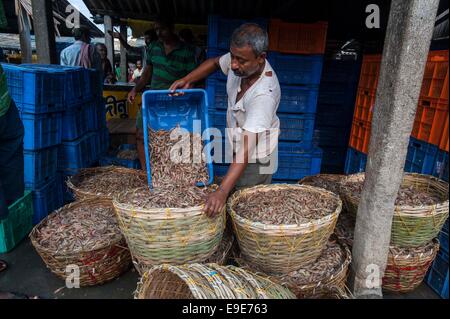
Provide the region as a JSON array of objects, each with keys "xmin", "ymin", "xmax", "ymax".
[{"xmin": 0, "ymin": 260, "xmax": 7, "ymax": 273}]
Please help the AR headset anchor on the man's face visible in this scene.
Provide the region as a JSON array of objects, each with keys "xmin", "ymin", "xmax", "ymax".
[
  {"xmin": 144, "ymin": 35, "xmax": 152, "ymax": 46},
  {"xmin": 154, "ymin": 22, "xmax": 171, "ymax": 40},
  {"xmin": 137, "ymin": 61, "xmax": 142, "ymax": 69},
  {"xmin": 230, "ymin": 45, "xmax": 265, "ymax": 78},
  {"xmin": 97, "ymin": 46, "xmax": 106, "ymax": 59}
]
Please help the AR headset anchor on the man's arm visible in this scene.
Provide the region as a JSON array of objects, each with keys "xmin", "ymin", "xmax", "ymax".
[
  {"xmin": 169, "ymin": 57, "xmax": 221, "ymax": 91},
  {"xmin": 128, "ymin": 64, "xmax": 153, "ymax": 102},
  {"xmin": 204, "ymin": 131, "xmax": 258, "ymax": 217}
]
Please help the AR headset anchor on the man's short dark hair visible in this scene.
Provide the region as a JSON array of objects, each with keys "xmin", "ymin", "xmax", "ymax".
[
  {"xmin": 72, "ymin": 25, "xmax": 91, "ymax": 41},
  {"xmin": 144, "ymin": 29, "xmax": 158, "ymax": 42}
]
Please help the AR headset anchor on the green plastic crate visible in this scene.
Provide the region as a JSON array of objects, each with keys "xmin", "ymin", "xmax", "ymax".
[{"xmin": 0, "ymin": 191, "xmax": 34, "ymax": 253}]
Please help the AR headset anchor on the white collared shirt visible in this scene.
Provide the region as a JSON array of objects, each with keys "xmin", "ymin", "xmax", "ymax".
[{"xmin": 218, "ymin": 53, "xmax": 280, "ymax": 160}]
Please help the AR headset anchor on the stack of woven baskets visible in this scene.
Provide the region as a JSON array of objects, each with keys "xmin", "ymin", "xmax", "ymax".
[
  {"xmin": 339, "ymin": 173, "xmax": 448, "ymax": 293},
  {"xmin": 228, "ymin": 183, "xmax": 352, "ymax": 299}
]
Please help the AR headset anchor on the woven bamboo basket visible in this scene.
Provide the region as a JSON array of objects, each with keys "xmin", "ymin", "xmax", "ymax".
[
  {"xmin": 204, "ymin": 229, "xmax": 234, "ymax": 265},
  {"xmin": 299, "ymin": 174, "xmax": 346, "ymax": 197},
  {"xmin": 228, "ymin": 184, "xmax": 342, "ymax": 274},
  {"xmin": 235, "ymin": 238, "xmax": 352, "ymax": 299},
  {"xmin": 134, "ymin": 263, "xmax": 296, "ymax": 299},
  {"xmin": 29, "ymin": 199, "xmax": 132, "ymax": 286},
  {"xmin": 383, "ymin": 239, "xmax": 440, "ymax": 293},
  {"xmin": 340, "ymin": 173, "xmax": 449, "ymax": 247},
  {"xmin": 66, "ymin": 166, "xmax": 148, "ymax": 201},
  {"xmin": 113, "ymin": 187, "xmax": 226, "ymax": 274}
]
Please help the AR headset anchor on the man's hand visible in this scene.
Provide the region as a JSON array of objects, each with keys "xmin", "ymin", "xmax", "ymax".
[
  {"xmin": 128, "ymin": 88, "xmax": 137, "ymax": 103},
  {"xmin": 203, "ymin": 189, "xmax": 228, "ymax": 217},
  {"xmin": 169, "ymin": 78, "xmax": 192, "ymax": 95}
]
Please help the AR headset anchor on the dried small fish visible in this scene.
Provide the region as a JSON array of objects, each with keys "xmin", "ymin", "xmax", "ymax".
[
  {"xmin": 75, "ymin": 170, "xmax": 147, "ymax": 198},
  {"xmin": 233, "ymin": 189, "xmax": 338, "ymax": 225},
  {"xmin": 343, "ymin": 179, "xmax": 441, "ymax": 206},
  {"xmin": 300, "ymin": 175, "xmax": 345, "ymax": 196},
  {"xmin": 148, "ymin": 126, "xmax": 209, "ymax": 188},
  {"xmin": 118, "ymin": 184, "xmax": 216, "ymax": 209},
  {"xmin": 334, "ymin": 212, "xmax": 356, "ymax": 247},
  {"xmin": 35, "ymin": 205, "xmax": 122, "ymax": 254}
]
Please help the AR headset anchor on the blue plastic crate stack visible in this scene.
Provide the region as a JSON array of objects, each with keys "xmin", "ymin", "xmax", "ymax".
[
  {"xmin": 206, "ymin": 16, "xmax": 324, "ymax": 183},
  {"xmin": 314, "ymin": 57, "xmax": 362, "ymax": 174},
  {"xmin": 1, "ymin": 63, "xmax": 108, "ymax": 224}
]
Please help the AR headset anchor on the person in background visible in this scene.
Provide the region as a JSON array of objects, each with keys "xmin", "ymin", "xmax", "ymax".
[
  {"xmin": 115, "ymin": 62, "xmax": 121, "ymax": 80},
  {"xmin": 0, "ymin": 64, "xmax": 25, "ymax": 274},
  {"xmin": 109, "ymin": 29, "xmax": 157, "ymax": 69},
  {"xmin": 60, "ymin": 26, "xmax": 102, "ymax": 74},
  {"xmin": 129, "ymin": 60, "xmax": 143, "ymax": 84},
  {"xmin": 127, "ymin": 17, "xmax": 197, "ymax": 170},
  {"xmin": 179, "ymin": 28, "xmax": 206, "ymax": 65},
  {"xmin": 169, "ymin": 24, "xmax": 280, "ymax": 217},
  {"xmin": 95, "ymin": 43, "xmax": 116, "ymax": 84},
  {"xmin": 128, "ymin": 63, "xmax": 137, "ymax": 83}
]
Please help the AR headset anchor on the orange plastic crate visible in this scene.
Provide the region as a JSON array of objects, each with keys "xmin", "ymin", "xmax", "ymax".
[
  {"xmin": 354, "ymin": 88, "xmax": 377, "ymax": 123},
  {"xmin": 420, "ymin": 50, "xmax": 449, "ymax": 99},
  {"xmin": 411, "ymin": 97, "xmax": 449, "ymax": 147},
  {"xmin": 439, "ymin": 114, "xmax": 449, "ymax": 152},
  {"xmin": 268, "ymin": 19, "xmax": 328, "ymax": 54},
  {"xmin": 358, "ymin": 55, "xmax": 381, "ymax": 92},
  {"xmin": 349, "ymin": 119, "xmax": 371, "ymax": 154}
]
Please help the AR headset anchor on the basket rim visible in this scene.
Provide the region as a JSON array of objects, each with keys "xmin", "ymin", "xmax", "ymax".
[
  {"xmin": 228, "ymin": 183, "xmax": 342, "ymax": 230},
  {"xmin": 340, "ymin": 172, "xmax": 449, "ymax": 214},
  {"xmin": 387, "ymin": 238, "xmax": 440, "ymax": 261},
  {"xmin": 66, "ymin": 165, "xmax": 148, "ymax": 199},
  {"xmin": 29, "ymin": 198, "xmax": 126, "ymax": 256}
]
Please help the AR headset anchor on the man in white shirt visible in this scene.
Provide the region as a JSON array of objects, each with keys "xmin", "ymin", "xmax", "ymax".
[{"xmin": 170, "ymin": 23, "xmax": 280, "ymax": 217}]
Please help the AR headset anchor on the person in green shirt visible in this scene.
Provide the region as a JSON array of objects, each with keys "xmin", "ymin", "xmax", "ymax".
[
  {"xmin": 0, "ymin": 64, "xmax": 25, "ymax": 273},
  {"xmin": 126, "ymin": 16, "xmax": 197, "ymax": 170}
]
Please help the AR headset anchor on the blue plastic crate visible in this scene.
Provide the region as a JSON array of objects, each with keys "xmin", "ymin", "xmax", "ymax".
[
  {"xmin": 206, "ymin": 48, "xmax": 228, "ymax": 80},
  {"xmin": 1, "ymin": 63, "xmax": 65, "ymax": 113},
  {"xmin": 61, "ymin": 105, "xmax": 88, "ymax": 141},
  {"xmin": 208, "ymin": 15, "xmax": 268, "ymax": 50},
  {"xmin": 85, "ymin": 102, "xmax": 99, "ymax": 132},
  {"xmin": 315, "ymin": 101, "xmax": 355, "ymax": 128},
  {"xmin": 206, "ymin": 79, "xmax": 320, "ymax": 114},
  {"xmin": 427, "ymin": 250, "xmax": 449, "ymax": 299},
  {"xmin": 206, "ymin": 79, "xmax": 228, "ymax": 110},
  {"xmin": 99, "ymin": 127, "xmax": 110, "ymax": 156},
  {"xmin": 24, "ymin": 146, "xmax": 58, "ymax": 189},
  {"xmin": 439, "ymin": 219, "xmax": 449, "ymax": 256},
  {"xmin": 213, "ymin": 163, "xmax": 230, "ymax": 177},
  {"xmin": 86, "ymin": 132, "xmax": 98, "ymax": 165},
  {"xmin": 20, "ymin": 111, "xmax": 63, "ymax": 150},
  {"xmin": 314, "ymin": 127, "xmax": 349, "ymax": 148},
  {"xmin": 433, "ymin": 150, "xmax": 449, "ymax": 182},
  {"xmin": 142, "ymin": 89, "xmax": 214, "ymax": 187},
  {"xmin": 58, "ymin": 133, "xmax": 93, "ymax": 170},
  {"xmin": 319, "ymin": 146, "xmax": 348, "ymax": 174},
  {"xmin": 344, "ymin": 147, "xmax": 368, "ymax": 174},
  {"xmin": 99, "ymin": 144, "xmax": 141, "ymax": 169},
  {"xmin": 21, "ymin": 64, "xmax": 93, "ymax": 105},
  {"xmin": 97, "ymin": 98, "xmax": 107, "ymax": 129},
  {"xmin": 208, "ymin": 110, "xmax": 315, "ymax": 146},
  {"xmin": 267, "ymin": 52, "xmax": 324, "ymax": 86},
  {"xmin": 29, "ymin": 177, "xmax": 64, "ymax": 225},
  {"xmin": 320, "ymin": 59, "xmax": 362, "ymax": 84},
  {"xmin": 405, "ymin": 137, "xmax": 439, "ymax": 175},
  {"xmin": 273, "ymin": 144, "xmax": 323, "ymax": 181}
]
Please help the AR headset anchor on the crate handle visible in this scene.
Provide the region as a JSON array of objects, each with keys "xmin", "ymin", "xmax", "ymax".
[{"xmin": 421, "ymin": 100, "xmax": 431, "ymax": 107}]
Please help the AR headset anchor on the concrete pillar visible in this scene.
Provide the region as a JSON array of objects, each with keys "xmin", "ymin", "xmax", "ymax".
[
  {"xmin": 119, "ymin": 24, "xmax": 128, "ymax": 82},
  {"xmin": 17, "ymin": 6, "xmax": 32, "ymax": 63},
  {"xmin": 32, "ymin": 0, "xmax": 57, "ymax": 64},
  {"xmin": 350, "ymin": 0, "xmax": 440, "ymax": 298},
  {"xmin": 104, "ymin": 15, "xmax": 114, "ymax": 69}
]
